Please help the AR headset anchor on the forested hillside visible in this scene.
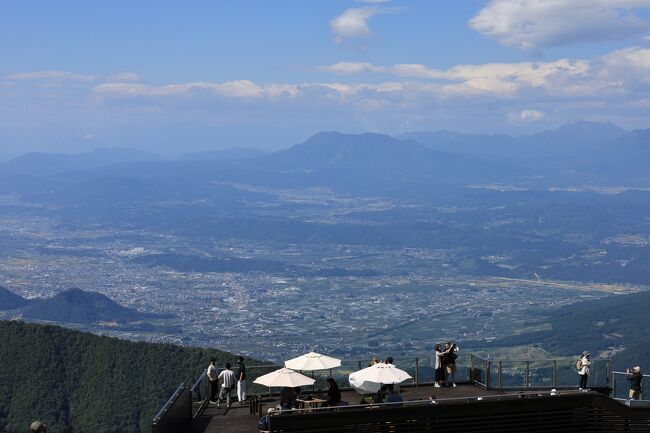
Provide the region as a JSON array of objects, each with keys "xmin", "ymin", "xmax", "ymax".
[
  {"xmin": 470, "ymin": 291, "xmax": 650, "ymax": 369},
  {"xmin": 0, "ymin": 321, "xmax": 249, "ymax": 433}
]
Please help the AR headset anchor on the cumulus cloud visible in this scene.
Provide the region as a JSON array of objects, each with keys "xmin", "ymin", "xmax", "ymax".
[
  {"xmin": 329, "ymin": 6, "xmax": 400, "ymax": 43},
  {"xmin": 4, "ymin": 70, "xmax": 97, "ymax": 81},
  {"xmin": 469, "ymin": 0, "xmax": 650, "ymax": 51},
  {"xmin": 330, "ymin": 7, "xmax": 378, "ymax": 42},
  {"xmin": 316, "ymin": 58, "xmax": 592, "ymax": 96}
]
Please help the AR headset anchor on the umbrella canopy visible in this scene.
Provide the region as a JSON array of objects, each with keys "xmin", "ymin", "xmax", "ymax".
[
  {"xmin": 284, "ymin": 351, "xmax": 342, "ymax": 371},
  {"xmin": 253, "ymin": 367, "xmax": 316, "ymax": 388},
  {"xmin": 348, "ymin": 362, "xmax": 412, "ymax": 394}
]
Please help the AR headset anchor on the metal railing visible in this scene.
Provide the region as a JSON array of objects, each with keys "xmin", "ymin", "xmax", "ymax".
[
  {"xmin": 268, "ymin": 391, "xmax": 650, "ymax": 433},
  {"xmin": 469, "ymin": 354, "xmax": 612, "ymax": 391},
  {"xmin": 151, "ymin": 384, "xmax": 191, "ymax": 433},
  {"xmin": 154, "ymin": 353, "xmax": 617, "ymax": 432}
]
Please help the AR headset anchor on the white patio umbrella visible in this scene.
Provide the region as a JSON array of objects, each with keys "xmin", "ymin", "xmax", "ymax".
[
  {"xmin": 253, "ymin": 367, "xmax": 316, "ymax": 388},
  {"xmin": 348, "ymin": 362, "xmax": 412, "ymax": 394},
  {"xmin": 284, "ymin": 352, "xmax": 342, "ymax": 371}
]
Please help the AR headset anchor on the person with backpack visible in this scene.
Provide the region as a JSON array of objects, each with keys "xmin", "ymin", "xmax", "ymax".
[{"xmin": 577, "ymin": 351, "xmax": 591, "ymax": 391}]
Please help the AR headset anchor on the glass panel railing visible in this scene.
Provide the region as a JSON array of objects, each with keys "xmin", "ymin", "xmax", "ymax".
[{"xmin": 528, "ymin": 361, "xmax": 553, "ymax": 388}]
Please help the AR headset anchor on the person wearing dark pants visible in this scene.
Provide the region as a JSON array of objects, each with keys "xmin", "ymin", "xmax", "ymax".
[
  {"xmin": 627, "ymin": 366, "xmax": 643, "ymax": 400},
  {"xmin": 207, "ymin": 357, "xmax": 219, "ymax": 403},
  {"xmin": 578, "ymin": 351, "xmax": 591, "ymax": 391}
]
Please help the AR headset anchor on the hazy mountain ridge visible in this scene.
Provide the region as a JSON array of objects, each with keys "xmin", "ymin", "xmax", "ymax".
[
  {"xmin": 398, "ymin": 121, "xmax": 627, "ymax": 159},
  {"xmin": 0, "ymin": 148, "xmax": 165, "ymax": 176},
  {"xmin": 179, "ymin": 147, "xmax": 267, "ymax": 161},
  {"xmin": 0, "ymin": 286, "xmax": 29, "ymax": 310},
  {"xmin": 0, "ymin": 288, "xmax": 169, "ymax": 324}
]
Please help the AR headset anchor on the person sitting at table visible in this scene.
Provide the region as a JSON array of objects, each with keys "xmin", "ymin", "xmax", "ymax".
[
  {"xmin": 385, "ymin": 384, "xmax": 403, "ymax": 403},
  {"xmin": 325, "ymin": 378, "xmax": 341, "ymax": 406},
  {"xmin": 292, "ymin": 387, "xmax": 302, "ymax": 408},
  {"xmin": 374, "ymin": 385, "xmax": 388, "ymax": 403},
  {"xmin": 280, "ymin": 387, "xmax": 296, "ymax": 411}
]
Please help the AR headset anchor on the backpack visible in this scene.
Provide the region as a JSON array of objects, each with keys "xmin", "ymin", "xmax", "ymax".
[
  {"xmin": 576, "ymin": 359, "xmax": 583, "ymax": 371},
  {"xmin": 257, "ymin": 415, "xmax": 269, "ymax": 430}
]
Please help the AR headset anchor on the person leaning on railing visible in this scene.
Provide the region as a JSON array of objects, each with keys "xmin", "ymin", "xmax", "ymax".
[{"xmin": 627, "ymin": 366, "xmax": 643, "ymax": 400}]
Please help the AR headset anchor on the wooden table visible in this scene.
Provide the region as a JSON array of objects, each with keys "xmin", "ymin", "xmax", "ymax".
[{"xmin": 296, "ymin": 397, "xmax": 327, "ymax": 411}]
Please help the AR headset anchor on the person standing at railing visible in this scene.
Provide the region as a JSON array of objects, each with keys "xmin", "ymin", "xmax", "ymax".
[
  {"xmin": 627, "ymin": 366, "xmax": 643, "ymax": 400},
  {"xmin": 577, "ymin": 351, "xmax": 591, "ymax": 391},
  {"xmin": 236, "ymin": 356, "xmax": 247, "ymax": 405},
  {"xmin": 207, "ymin": 357, "xmax": 219, "ymax": 404},
  {"xmin": 434, "ymin": 344, "xmax": 444, "ymax": 388},
  {"xmin": 217, "ymin": 362, "xmax": 237, "ymax": 409},
  {"xmin": 443, "ymin": 342, "xmax": 458, "ymax": 387}
]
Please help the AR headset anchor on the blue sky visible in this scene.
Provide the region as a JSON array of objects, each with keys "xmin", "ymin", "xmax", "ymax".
[{"xmin": 2, "ymin": 0, "xmax": 650, "ymax": 156}]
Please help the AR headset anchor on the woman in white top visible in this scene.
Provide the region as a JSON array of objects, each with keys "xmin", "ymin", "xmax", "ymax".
[
  {"xmin": 578, "ymin": 351, "xmax": 591, "ymax": 390},
  {"xmin": 434, "ymin": 344, "xmax": 444, "ymax": 388}
]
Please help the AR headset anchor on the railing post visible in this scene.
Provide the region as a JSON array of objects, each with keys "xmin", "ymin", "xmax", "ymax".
[
  {"xmin": 606, "ymin": 360, "xmax": 611, "ymax": 390},
  {"xmin": 415, "ymin": 357, "xmax": 420, "ymax": 387},
  {"xmin": 485, "ymin": 361, "xmax": 491, "ymax": 390},
  {"xmin": 498, "ymin": 361, "xmax": 502, "ymax": 390},
  {"xmin": 525, "ymin": 361, "xmax": 530, "ymax": 389},
  {"xmin": 470, "ymin": 354, "xmax": 475, "ymax": 383},
  {"xmin": 358, "ymin": 360, "xmax": 362, "ymax": 371},
  {"xmin": 552, "ymin": 360, "xmax": 557, "ymax": 388}
]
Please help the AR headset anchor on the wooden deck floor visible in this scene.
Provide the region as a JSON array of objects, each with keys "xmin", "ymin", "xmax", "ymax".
[{"xmin": 192, "ymin": 383, "xmax": 523, "ymax": 433}]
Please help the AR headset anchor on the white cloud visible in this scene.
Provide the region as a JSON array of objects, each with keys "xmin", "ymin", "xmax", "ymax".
[
  {"xmin": 316, "ymin": 58, "xmax": 592, "ymax": 96},
  {"xmin": 330, "ymin": 7, "xmax": 378, "ymax": 42},
  {"xmin": 317, "ymin": 62, "xmax": 385, "ymax": 74},
  {"xmin": 469, "ymin": 0, "xmax": 650, "ymax": 51},
  {"xmin": 106, "ymin": 72, "xmax": 140, "ymax": 82},
  {"xmin": 329, "ymin": 6, "xmax": 400, "ymax": 43},
  {"xmin": 93, "ymin": 80, "xmax": 300, "ymax": 99},
  {"xmin": 510, "ymin": 109, "xmax": 546, "ymax": 122},
  {"xmin": 5, "ymin": 70, "xmax": 97, "ymax": 81}
]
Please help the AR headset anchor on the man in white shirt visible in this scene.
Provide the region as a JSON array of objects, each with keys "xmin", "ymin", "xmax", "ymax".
[{"xmin": 217, "ymin": 362, "xmax": 237, "ymax": 409}]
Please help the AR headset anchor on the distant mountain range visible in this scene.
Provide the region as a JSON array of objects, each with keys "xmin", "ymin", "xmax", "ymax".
[
  {"xmin": 0, "ymin": 287, "xmax": 168, "ymax": 324},
  {"xmin": 0, "ymin": 147, "xmax": 164, "ymax": 176},
  {"xmin": 179, "ymin": 146, "xmax": 267, "ymax": 161},
  {"xmin": 1, "ymin": 122, "xmax": 648, "ymax": 190},
  {"xmin": 398, "ymin": 121, "xmax": 628, "ymax": 159}
]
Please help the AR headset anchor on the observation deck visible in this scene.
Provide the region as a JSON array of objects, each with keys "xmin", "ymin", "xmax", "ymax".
[{"xmin": 152, "ymin": 354, "xmax": 650, "ymax": 433}]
